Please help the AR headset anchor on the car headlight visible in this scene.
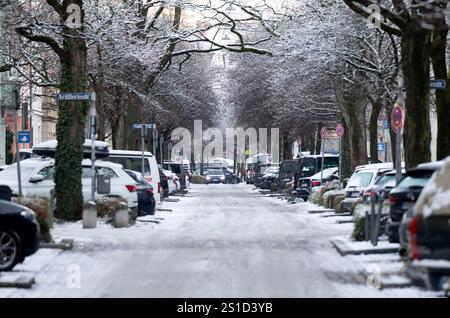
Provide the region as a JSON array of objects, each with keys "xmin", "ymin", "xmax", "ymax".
[
  {"xmin": 220, "ymin": 176, "xmax": 225, "ymax": 180},
  {"xmin": 21, "ymin": 210, "xmax": 37, "ymax": 223}
]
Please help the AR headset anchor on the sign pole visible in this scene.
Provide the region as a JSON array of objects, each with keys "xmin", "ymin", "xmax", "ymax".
[
  {"xmin": 338, "ymin": 136, "xmax": 342, "ymax": 189},
  {"xmin": 13, "ymin": 86, "xmax": 22, "ymax": 197},
  {"xmin": 141, "ymin": 126, "xmax": 146, "ymax": 176},
  {"xmin": 90, "ymin": 93, "xmax": 96, "ymax": 202},
  {"xmin": 320, "ymin": 129, "xmax": 326, "ymax": 186},
  {"xmin": 159, "ymin": 134, "xmax": 164, "ymax": 165}
]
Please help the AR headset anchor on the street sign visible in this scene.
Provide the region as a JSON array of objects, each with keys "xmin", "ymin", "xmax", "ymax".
[
  {"xmin": 55, "ymin": 92, "xmax": 94, "ymax": 101},
  {"xmin": 377, "ymin": 143, "xmax": 385, "ymax": 152},
  {"xmin": 383, "ymin": 119, "xmax": 389, "ymax": 130},
  {"xmin": 17, "ymin": 131, "xmax": 30, "ymax": 144},
  {"xmin": 320, "ymin": 127, "xmax": 328, "ymax": 139},
  {"xmin": 335, "ymin": 124, "xmax": 344, "ymax": 137},
  {"xmin": 391, "ymin": 105, "xmax": 403, "ymax": 132},
  {"xmin": 132, "ymin": 124, "xmax": 156, "ymax": 129},
  {"xmin": 430, "ymin": 79, "xmax": 446, "ymax": 91}
]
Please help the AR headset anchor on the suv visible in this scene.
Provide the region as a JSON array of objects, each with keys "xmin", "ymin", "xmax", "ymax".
[
  {"xmin": 276, "ymin": 159, "xmax": 299, "ymax": 191},
  {"xmin": 0, "ymin": 158, "xmax": 139, "ymax": 212},
  {"xmin": 163, "ymin": 161, "xmax": 189, "ymax": 190},
  {"xmin": 0, "ymin": 200, "xmax": 40, "ymax": 271},
  {"xmin": 408, "ymin": 158, "xmax": 450, "ymax": 291}
]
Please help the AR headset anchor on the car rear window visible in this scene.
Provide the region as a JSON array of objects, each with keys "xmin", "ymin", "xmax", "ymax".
[
  {"xmin": 397, "ymin": 170, "xmax": 434, "ymax": 189},
  {"xmin": 347, "ymin": 172, "xmax": 373, "ymax": 187},
  {"xmin": 106, "ymin": 157, "xmax": 152, "ymax": 175},
  {"xmin": 280, "ymin": 161, "xmax": 297, "ymax": 174}
]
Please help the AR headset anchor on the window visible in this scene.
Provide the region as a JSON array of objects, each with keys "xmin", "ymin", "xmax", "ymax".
[
  {"xmin": 107, "ymin": 157, "xmax": 151, "ymax": 174},
  {"xmin": 347, "ymin": 172, "xmax": 374, "ymax": 188},
  {"xmin": 38, "ymin": 165, "xmax": 54, "ymax": 180},
  {"xmin": 299, "ymin": 158, "xmax": 316, "ymax": 177},
  {"xmin": 397, "ymin": 170, "xmax": 434, "ymax": 189},
  {"xmin": 97, "ymin": 167, "xmax": 118, "ymax": 179}
]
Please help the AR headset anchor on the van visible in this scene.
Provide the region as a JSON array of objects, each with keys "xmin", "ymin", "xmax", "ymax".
[{"xmin": 105, "ymin": 150, "xmax": 161, "ymax": 206}]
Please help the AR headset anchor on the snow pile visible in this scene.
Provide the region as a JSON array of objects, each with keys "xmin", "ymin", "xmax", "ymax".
[{"xmin": 414, "ymin": 156, "xmax": 450, "ymax": 218}]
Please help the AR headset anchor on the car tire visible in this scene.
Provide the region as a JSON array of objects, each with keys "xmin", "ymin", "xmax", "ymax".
[{"xmin": 0, "ymin": 228, "xmax": 22, "ymax": 272}]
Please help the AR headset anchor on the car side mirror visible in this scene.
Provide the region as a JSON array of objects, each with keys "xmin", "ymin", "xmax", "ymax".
[{"xmin": 29, "ymin": 174, "xmax": 45, "ymax": 183}]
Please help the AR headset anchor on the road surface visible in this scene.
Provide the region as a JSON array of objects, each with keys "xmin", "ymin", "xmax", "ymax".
[{"xmin": 2, "ymin": 184, "xmax": 427, "ymax": 297}]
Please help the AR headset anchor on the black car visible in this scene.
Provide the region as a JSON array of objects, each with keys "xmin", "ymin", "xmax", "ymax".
[
  {"xmin": 387, "ymin": 162, "xmax": 443, "ymax": 243},
  {"xmin": 260, "ymin": 167, "xmax": 279, "ymax": 190},
  {"xmin": 296, "ymin": 167, "xmax": 339, "ymax": 200},
  {"xmin": 293, "ymin": 154, "xmax": 339, "ymax": 190},
  {"xmin": 277, "ymin": 159, "xmax": 299, "ymax": 191},
  {"xmin": 204, "ymin": 170, "xmax": 226, "ymax": 184},
  {"xmin": 254, "ymin": 164, "xmax": 276, "ymax": 188},
  {"xmin": 125, "ymin": 170, "xmax": 156, "ymax": 216},
  {"xmin": 0, "ymin": 200, "xmax": 40, "ymax": 271}
]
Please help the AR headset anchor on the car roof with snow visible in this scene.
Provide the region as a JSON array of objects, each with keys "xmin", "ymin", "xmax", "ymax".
[{"xmin": 109, "ymin": 149, "xmax": 154, "ymax": 157}]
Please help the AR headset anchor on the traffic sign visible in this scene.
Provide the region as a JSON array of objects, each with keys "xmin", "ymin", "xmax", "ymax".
[
  {"xmin": 335, "ymin": 124, "xmax": 344, "ymax": 137},
  {"xmin": 430, "ymin": 79, "xmax": 446, "ymax": 91},
  {"xmin": 391, "ymin": 105, "xmax": 403, "ymax": 132},
  {"xmin": 320, "ymin": 127, "xmax": 328, "ymax": 139},
  {"xmin": 18, "ymin": 131, "xmax": 30, "ymax": 144},
  {"xmin": 132, "ymin": 124, "xmax": 156, "ymax": 129},
  {"xmin": 377, "ymin": 143, "xmax": 385, "ymax": 152},
  {"xmin": 55, "ymin": 92, "xmax": 94, "ymax": 101},
  {"xmin": 383, "ymin": 119, "xmax": 389, "ymax": 130}
]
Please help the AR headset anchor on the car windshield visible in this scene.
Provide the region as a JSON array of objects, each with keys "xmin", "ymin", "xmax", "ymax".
[
  {"xmin": 374, "ymin": 174, "xmax": 396, "ymax": 186},
  {"xmin": 207, "ymin": 170, "xmax": 223, "ymax": 176},
  {"xmin": 347, "ymin": 171, "xmax": 374, "ymax": 188},
  {"xmin": 0, "ymin": 165, "xmax": 37, "ymax": 181},
  {"xmin": 397, "ymin": 170, "xmax": 434, "ymax": 189}
]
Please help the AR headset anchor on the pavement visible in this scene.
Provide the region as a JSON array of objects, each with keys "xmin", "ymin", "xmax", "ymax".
[{"xmin": 0, "ymin": 184, "xmax": 440, "ymax": 298}]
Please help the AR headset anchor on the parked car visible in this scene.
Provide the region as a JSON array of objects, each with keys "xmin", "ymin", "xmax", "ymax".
[
  {"xmin": 340, "ymin": 166, "xmax": 392, "ymax": 213},
  {"xmin": 361, "ymin": 170, "xmax": 403, "ymax": 203},
  {"xmin": 260, "ymin": 166, "xmax": 279, "ymax": 190},
  {"xmin": 276, "ymin": 159, "xmax": 299, "ymax": 191},
  {"xmin": 296, "ymin": 167, "xmax": 338, "ymax": 201},
  {"xmin": 387, "ymin": 161, "xmax": 443, "ymax": 243},
  {"xmin": 163, "ymin": 161, "xmax": 189, "ymax": 190},
  {"xmin": 254, "ymin": 164, "xmax": 277, "ymax": 188},
  {"xmin": 163, "ymin": 169, "xmax": 178, "ymax": 195},
  {"xmin": 407, "ymin": 158, "xmax": 450, "ymax": 291},
  {"xmin": 204, "ymin": 170, "xmax": 226, "ymax": 184},
  {"xmin": 106, "ymin": 150, "xmax": 161, "ymax": 206},
  {"xmin": 0, "ymin": 200, "xmax": 40, "ymax": 271},
  {"xmin": 0, "ymin": 158, "xmax": 139, "ymax": 212},
  {"xmin": 125, "ymin": 170, "xmax": 156, "ymax": 216}
]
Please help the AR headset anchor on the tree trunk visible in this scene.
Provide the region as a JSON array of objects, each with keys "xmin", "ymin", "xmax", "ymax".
[
  {"xmin": 401, "ymin": 27, "xmax": 432, "ymax": 168},
  {"xmin": 281, "ymin": 130, "xmax": 292, "ymax": 160},
  {"xmin": 54, "ymin": 0, "xmax": 88, "ymax": 220},
  {"xmin": 340, "ymin": 88, "xmax": 368, "ymax": 171},
  {"xmin": 430, "ymin": 26, "xmax": 450, "ymax": 160},
  {"xmin": 315, "ymin": 122, "xmax": 322, "ymax": 155},
  {"xmin": 368, "ymin": 97, "xmax": 383, "ymax": 162},
  {"xmin": 341, "ymin": 118, "xmax": 352, "ymax": 181}
]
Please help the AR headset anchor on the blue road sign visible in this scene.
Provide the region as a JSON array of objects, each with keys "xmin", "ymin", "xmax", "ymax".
[
  {"xmin": 384, "ymin": 119, "xmax": 389, "ymax": 129},
  {"xmin": 377, "ymin": 143, "xmax": 385, "ymax": 152},
  {"xmin": 18, "ymin": 131, "xmax": 30, "ymax": 144},
  {"xmin": 430, "ymin": 80, "xmax": 446, "ymax": 91},
  {"xmin": 55, "ymin": 93, "xmax": 93, "ymax": 101}
]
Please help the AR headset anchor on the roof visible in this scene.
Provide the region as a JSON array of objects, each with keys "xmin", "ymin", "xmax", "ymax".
[
  {"xmin": 109, "ymin": 150, "xmax": 154, "ymax": 157},
  {"xmin": 415, "ymin": 161, "xmax": 444, "ymax": 171}
]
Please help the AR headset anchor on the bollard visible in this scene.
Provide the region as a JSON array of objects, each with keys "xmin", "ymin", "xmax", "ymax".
[
  {"xmin": 83, "ymin": 201, "xmax": 97, "ymax": 229},
  {"xmin": 114, "ymin": 202, "xmax": 129, "ymax": 228}
]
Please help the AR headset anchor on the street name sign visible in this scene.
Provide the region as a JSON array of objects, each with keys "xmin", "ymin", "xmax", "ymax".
[
  {"xmin": 430, "ymin": 80, "xmax": 446, "ymax": 91},
  {"xmin": 55, "ymin": 93, "xmax": 94, "ymax": 101}
]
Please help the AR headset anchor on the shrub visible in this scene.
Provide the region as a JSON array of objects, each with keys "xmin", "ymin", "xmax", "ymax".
[
  {"xmin": 352, "ymin": 214, "xmax": 366, "ymax": 241},
  {"xmin": 13, "ymin": 196, "xmax": 52, "ymax": 243},
  {"xmin": 93, "ymin": 196, "xmax": 132, "ymax": 226}
]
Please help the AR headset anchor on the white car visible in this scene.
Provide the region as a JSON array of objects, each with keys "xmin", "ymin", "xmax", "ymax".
[
  {"xmin": 105, "ymin": 150, "xmax": 162, "ymax": 207},
  {"xmin": 162, "ymin": 169, "xmax": 178, "ymax": 195},
  {"xmin": 0, "ymin": 157, "xmax": 139, "ymax": 210}
]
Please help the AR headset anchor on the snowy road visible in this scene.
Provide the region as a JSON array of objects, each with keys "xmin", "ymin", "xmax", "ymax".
[{"xmin": 1, "ymin": 184, "xmax": 436, "ymax": 297}]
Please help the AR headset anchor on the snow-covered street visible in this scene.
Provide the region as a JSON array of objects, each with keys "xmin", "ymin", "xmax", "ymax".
[{"xmin": 0, "ymin": 184, "xmax": 438, "ymax": 298}]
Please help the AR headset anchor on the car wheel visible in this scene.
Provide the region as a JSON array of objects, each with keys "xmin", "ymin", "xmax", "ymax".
[{"xmin": 0, "ymin": 228, "xmax": 22, "ymax": 271}]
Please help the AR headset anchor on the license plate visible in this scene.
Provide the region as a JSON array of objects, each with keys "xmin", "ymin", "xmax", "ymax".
[
  {"xmin": 301, "ymin": 183, "xmax": 308, "ymax": 187},
  {"xmin": 351, "ymin": 192, "xmax": 360, "ymax": 198}
]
